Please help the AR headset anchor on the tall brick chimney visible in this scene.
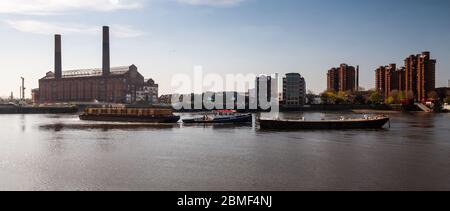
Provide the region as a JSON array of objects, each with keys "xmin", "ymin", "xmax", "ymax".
[
  {"xmin": 55, "ymin": 34, "xmax": 62, "ymax": 79},
  {"xmin": 102, "ymin": 26, "xmax": 110, "ymax": 76},
  {"xmin": 356, "ymin": 65, "xmax": 359, "ymax": 91}
]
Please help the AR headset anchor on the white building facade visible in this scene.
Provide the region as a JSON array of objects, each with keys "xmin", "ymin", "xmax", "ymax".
[{"xmin": 136, "ymin": 79, "xmax": 159, "ymax": 104}]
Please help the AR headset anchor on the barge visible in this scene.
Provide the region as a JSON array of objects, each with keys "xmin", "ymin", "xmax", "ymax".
[
  {"xmin": 259, "ymin": 115, "xmax": 390, "ymax": 130},
  {"xmin": 79, "ymin": 107, "xmax": 180, "ymax": 123}
]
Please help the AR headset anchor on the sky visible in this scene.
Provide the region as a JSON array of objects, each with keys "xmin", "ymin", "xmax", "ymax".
[{"xmin": 1, "ymin": 0, "xmax": 450, "ymax": 97}]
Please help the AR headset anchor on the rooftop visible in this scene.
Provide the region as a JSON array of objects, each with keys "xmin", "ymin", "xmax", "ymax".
[{"xmin": 42, "ymin": 65, "xmax": 135, "ymax": 80}]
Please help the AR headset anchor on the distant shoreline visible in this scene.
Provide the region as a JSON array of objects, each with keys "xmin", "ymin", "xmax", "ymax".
[
  {"xmin": 172, "ymin": 104, "xmax": 400, "ymax": 113},
  {"xmin": 352, "ymin": 109, "xmax": 403, "ymax": 114},
  {"xmin": 0, "ymin": 103, "xmax": 426, "ymax": 114}
]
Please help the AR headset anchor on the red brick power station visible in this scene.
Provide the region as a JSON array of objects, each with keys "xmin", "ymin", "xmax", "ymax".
[{"xmin": 37, "ymin": 26, "xmax": 148, "ymax": 104}]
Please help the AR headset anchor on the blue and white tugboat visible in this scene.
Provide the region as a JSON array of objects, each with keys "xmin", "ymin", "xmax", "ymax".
[{"xmin": 182, "ymin": 110, "xmax": 252, "ymax": 124}]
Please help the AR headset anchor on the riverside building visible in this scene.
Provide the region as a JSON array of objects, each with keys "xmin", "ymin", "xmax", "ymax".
[
  {"xmin": 36, "ymin": 26, "xmax": 157, "ymax": 104},
  {"xmin": 376, "ymin": 51, "xmax": 436, "ymax": 102},
  {"xmin": 405, "ymin": 52, "xmax": 436, "ymax": 102},
  {"xmin": 282, "ymin": 73, "xmax": 306, "ymax": 107},
  {"xmin": 327, "ymin": 64, "xmax": 359, "ymax": 92},
  {"xmin": 375, "ymin": 64, "xmax": 406, "ymax": 99}
]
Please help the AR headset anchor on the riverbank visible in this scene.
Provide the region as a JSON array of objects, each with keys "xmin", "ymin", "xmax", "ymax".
[
  {"xmin": 280, "ymin": 104, "xmax": 398, "ymax": 111},
  {"xmin": 173, "ymin": 104, "xmax": 399, "ymax": 113},
  {"xmin": 0, "ymin": 103, "xmax": 417, "ymax": 114},
  {"xmin": 352, "ymin": 109, "xmax": 403, "ymax": 114}
]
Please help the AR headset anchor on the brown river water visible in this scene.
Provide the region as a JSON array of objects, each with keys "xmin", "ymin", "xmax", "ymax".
[{"xmin": 0, "ymin": 112, "xmax": 449, "ymax": 190}]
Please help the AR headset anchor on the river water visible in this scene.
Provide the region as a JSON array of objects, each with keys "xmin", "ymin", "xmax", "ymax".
[{"xmin": 0, "ymin": 112, "xmax": 449, "ymax": 191}]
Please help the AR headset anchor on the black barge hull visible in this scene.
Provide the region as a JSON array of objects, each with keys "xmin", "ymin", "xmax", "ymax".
[
  {"xmin": 79, "ymin": 115, "xmax": 180, "ymax": 123},
  {"xmin": 259, "ymin": 118, "xmax": 390, "ymax": 130}
]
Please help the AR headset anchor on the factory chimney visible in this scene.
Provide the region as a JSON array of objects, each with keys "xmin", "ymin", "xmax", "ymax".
[
  {"xmin": 356, "ymin": 65, "xmax": 360, "ymax": 91},
  {"xmin": 55, "ymin": 34, "xmax": 62, "ymax": 79},
  {"xmin": 102, "ymin": 26, "xmax": 110, "ymax": 76}
]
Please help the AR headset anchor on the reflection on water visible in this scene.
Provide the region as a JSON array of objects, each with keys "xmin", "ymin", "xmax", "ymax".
[
  {"xmin": 40, "ymin": 123, "xmax": 182, "ymax": 131},
  {"xmin": 182, "ymin": 123, "xmax": 253, "ymax": 130},
  {"xmin": 260, "ymin": 111, "xmax": 370, "ymax": 120},
  {"xmin": 20, "ymin": 114, "xmax": 26, "ymax": 132},
  {"xmin": 0, "ymin": 113, "xmax": 449, "ymax": 191}
]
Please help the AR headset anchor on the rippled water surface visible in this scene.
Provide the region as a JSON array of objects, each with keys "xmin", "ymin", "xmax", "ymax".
[{"xmin": 0, "ymin": 112, "xmax": 449, "ymax": 190}]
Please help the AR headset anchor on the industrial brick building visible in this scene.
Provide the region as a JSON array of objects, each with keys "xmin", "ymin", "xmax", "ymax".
[
  {"xmin": 36, "ymin": 26, "xmax": 154, "ymax": 104},
  {"xmin": 136, "ymin": 79, "xmax": 159, "ymax": 103},
  {"xmin": 327, "ymin": 64, "xmax": 359, "ymax": 92},
  {"xmin": 39, "ymin": 65, "xmax": 144, "ymax": 103},
  {"xmin": 376, "ymin": 52, "xmax": 436, "ymax": 102}
]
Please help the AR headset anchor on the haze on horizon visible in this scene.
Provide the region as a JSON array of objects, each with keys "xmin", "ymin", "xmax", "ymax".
[{"xmin": 0, "ymin": 0, "xmax": 449, "ymax": 98}]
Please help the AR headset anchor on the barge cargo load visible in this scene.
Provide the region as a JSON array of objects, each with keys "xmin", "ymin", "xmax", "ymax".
[{"xmin": 79, "ymin": 107, "xmax": 180, "ymax": 123}]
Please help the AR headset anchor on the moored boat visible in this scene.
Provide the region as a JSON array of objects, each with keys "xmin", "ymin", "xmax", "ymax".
[
  {"xmin": 259, "ymin": 115, "xmax": 390, "ymax": 130},
  {"xmin": 182, "ymin": 110, "xmax": 252, "ymax": 124},
  {"xmin": 79, "ymin": 107, "xmax": 180, "ymax": 123}
]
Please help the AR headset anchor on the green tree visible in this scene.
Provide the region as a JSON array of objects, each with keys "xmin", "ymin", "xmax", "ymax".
[
  {"xmin": 320, "ymin": 91, "xmax": 337, "ymax": 104},
  {"xmin": 389, "ymin": 90, "xmax": 399, "ymax": 104},
  {"xmin": 444, "ymin": 97, "xmax": 450, "ymax": 104},
  {"xmin": 397, "ymin": 91, "xmax": 407, "ymax": 102},
  {"xmin": 385, "ymin": 96, "xmax": 395, "ymax": 105},
  {"xmin": 368, "ymin": 92, "xmax": 383, "ymax": 105},
  {"xmin": 334, "ymin": 91, "xmax": 347, "ymax": 104}
]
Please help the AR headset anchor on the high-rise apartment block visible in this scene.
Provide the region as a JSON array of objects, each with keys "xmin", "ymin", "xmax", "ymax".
[
  {"xmin": 375, "ymin": 52, "xmax": 436, "ymax": 101},
  {"xmin": 377, "ymin": 52, "xmax": 436, "ymax": 102},
  {"xmin": 327, "ymin": 64, "xmax": 359, "ymax": 92},
  {"xmin": 375, "ymin": 64, "xmax": 406, "ymax": 99},
  {"xmin": 415, "ymin": 52, "xmax": 436, "ymax": 102}
]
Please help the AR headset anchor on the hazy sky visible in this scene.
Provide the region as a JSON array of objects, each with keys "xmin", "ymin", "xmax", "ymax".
[{"xmin": 1, "ymin": 0, "xmax": 450, "ymax": 97}]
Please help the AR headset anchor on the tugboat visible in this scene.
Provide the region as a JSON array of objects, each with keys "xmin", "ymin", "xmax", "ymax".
[
  {"xmin": 79, "ymin": 107, "xmax": 180, "ymax": 123},
  {"xmin": 182, "ymin": 110, "xmax": 252, "ymax": 124},
  {"xmin": 259, "ymin": 115, "xmax": 390, "ymax": 130}
]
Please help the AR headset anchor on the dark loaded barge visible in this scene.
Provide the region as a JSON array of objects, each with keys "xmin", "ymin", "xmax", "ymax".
[
  {"xmin": 79, "ymin": 107, "xmax": 180, "ymax": 123},
  {"xmin": 259, "ymin": 116, "xmax": 390, "ymax": 130}
]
